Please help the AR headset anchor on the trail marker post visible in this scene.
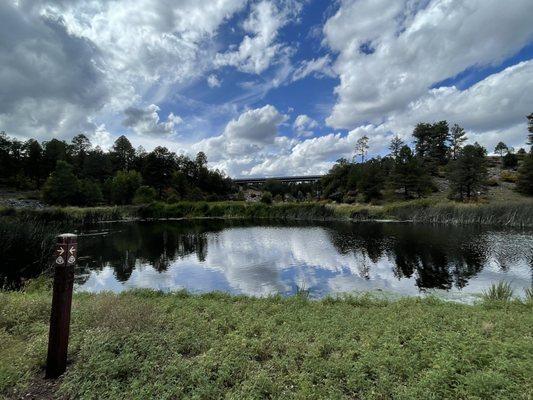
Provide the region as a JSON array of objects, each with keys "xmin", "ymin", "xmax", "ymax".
[{"xmin": 46, "ymin": 233, "xmax": 77, "ymax": 379}]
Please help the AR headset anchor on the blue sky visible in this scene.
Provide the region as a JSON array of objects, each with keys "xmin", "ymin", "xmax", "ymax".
[{"xmin": 1, "ymin": 0, "xmax": 532, "ymax": 177}]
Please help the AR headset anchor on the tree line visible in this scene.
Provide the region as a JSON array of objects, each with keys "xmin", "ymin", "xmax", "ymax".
[
  {"xmin": 321, "ymin": 114, "xmax": 533, "ymax": 202},
  {"xmin": 0, "ymin": 133, "xmax": 233, "ymax": 206},
  {"xmin": 1, "ymin": 113, "xmax": 532, "ymax": 206}
]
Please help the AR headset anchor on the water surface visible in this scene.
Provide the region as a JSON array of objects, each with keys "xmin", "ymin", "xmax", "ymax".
[{"xmin": 75, "ymin": 220, "xmax": 533, "ymax": 301}]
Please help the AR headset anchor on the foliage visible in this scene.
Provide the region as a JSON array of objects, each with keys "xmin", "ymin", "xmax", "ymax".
[
  {"xmin": 0, "ymin": 289, "xmax": 532, "ymax": 399},
  {"xmin": 0, "ymin": 133, "xmax": 233, "ymax": 206},
  {"xmin": 482, "ymin": 282, "xmax": 514, "ymax": 302},
  {"xmin": 517, "ymin": 153, "xmax": 533, "ymax": 195},
  {"xmin": 78, "ymin": 179, "xmax": 104, "ymax": 206},
  {"xmin": 448, "ymin": 123, "xmax": 467, "ymax": 160},
  {"xmin": 260, "ymin": 191, "xmax": 273, "ymax": 204},
  {"xmin": 110, "ymin": 170, "xmax": 142, "ymax": 205},
  {"xmin": 502, "ymin": 152, "xmax": 518, "ymax": 169},
  {"xmin": 413, "ymin": 120, "xmax": 450, "ymax": 172},
  {"xmin": 391, "ymin": 146, "xmax": 433, "ymax": 198},
  {"xmin": 42, "ymin": 161, "xmax": 80, "ymax": 206},
  {"xmin": 447, "ymin": 144, "xmax": 488, "ymax": 199},
  {"xmin": 494, "ymin": 141, "xmax": 508, "ymax": 158},
  {"xmin": 133, "ymin": 186, "xmax": 157, "ymax": 205},
  {"xmin": 500, "ymin": 170, "xmax": 518, "ymax": 183}
]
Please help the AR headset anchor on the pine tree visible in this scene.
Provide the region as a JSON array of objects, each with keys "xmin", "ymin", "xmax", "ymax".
[
  {"xmin": 447, "ymin": 144, "xmax": 488, "ymax": 200},
  {"xmin": 392, "ymin": 146, "xmax": 432, "ymax": 198},
  {"xmin": 42, "ymin": 161, "xmax": 80, "ymax": 205},
  {"xmin": 355, "ymin": 136, "xmax": 370, "ymax": 163},
  {"xmin": 449, "ymin": 124, "xmax": 467, "ymax": 160},
  {"xmin": 527, "ymin": 113, "xmax": 533, "ymax": 150},
  {"xmin": 517, "ymin": 153, "xmax": 533, "ymax": 195},
  {"xmin": 494, "ymin": 142, "xmax": 508, "ymax": 159},
  {"xmin": 389, "ymin": 135, "xmax": 404, "ymax": 159}
]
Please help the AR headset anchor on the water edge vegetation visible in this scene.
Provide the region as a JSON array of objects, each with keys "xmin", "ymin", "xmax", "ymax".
[{"xmin": 1, "ymin": 281, "xmax": 532, "ymax": 399}]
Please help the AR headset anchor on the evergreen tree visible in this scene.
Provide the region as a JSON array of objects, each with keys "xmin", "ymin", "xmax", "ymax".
[
  {"xmin": 502, "ymin": 152, "xmax": 518, "ymax": 169},
  {"xmin": 111, "ymin": 135, "xmax": 136, "ymax": 171},
  {"xmin": 142, "ymin": 146, "xmax": 176, "ymax": 196},
  {"xmin": 494, "ymin": 142, "xmax": 508, "ymax": 158},
  {"xmin": 517, "ymin": 153, "xmax": 533, "ymax": 195},
  {"xmin": 22, "ymin": 139, "xmax": 44, "ymax": 187},
  {"xmin": 0, "ymin": 132, "xmax": 23, "ymax": 181},
  {"xmin": 388, "ymin": 135, "xmax": 404, "ymax": 159},
  {"xmin": 69, "ymin": 134, "xmax": 92, "ymax": 173},
  {"xmin": 447, "ymin": 144, "xmax": 488, "ymax": 200},
  {"xmin": 449, "ymin": 124, "xmax": 467, "ymax": 160},
  {"xmin": 355, "ymin": 135, "xmax": 370, "ymax": 163},
  {"xmin": 82, "ymin": 147, "xmax": 113, "ymax": 182},
  {"xmin": 357, "ymin": 159, "xmax": 385, "ymax": 202},
  {"xmin": 42, "ymin": 139, "xmax": 68, "ymax": 177},
  {"xmin": 527, "ymin": 113, "xmax": 533, "ymax": 151},
  {"xmin": 392, "ymin": 146, "xmax": 432, "ymax": 198},
  {"xmin": 413, "ymin": 121, "xmax": 450, "ymax": 172},
  {"xmin": 42, "ymin": 161, "xmax": 80, "ymax": 205}
]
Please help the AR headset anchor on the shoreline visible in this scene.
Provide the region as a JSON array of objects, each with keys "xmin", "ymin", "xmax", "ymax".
[{"xmin": 2, "ymin": 199, "xmax": 533, "ymax": 227}]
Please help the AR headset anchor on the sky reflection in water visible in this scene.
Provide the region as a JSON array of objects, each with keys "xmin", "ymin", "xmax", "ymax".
[{"xmin": 76, "ymin": 221, "xmax": 533, "ymax": 301}]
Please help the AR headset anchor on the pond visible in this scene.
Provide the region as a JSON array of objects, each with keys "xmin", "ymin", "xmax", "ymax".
[{"xmin": 72, "ymin": 220, "xmax": 533, "ymax": 301}]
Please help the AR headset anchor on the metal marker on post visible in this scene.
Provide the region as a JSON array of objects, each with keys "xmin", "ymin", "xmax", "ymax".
[{"xmin": 46, "ymin": 233, "xmax": 77, "ymax": 379}]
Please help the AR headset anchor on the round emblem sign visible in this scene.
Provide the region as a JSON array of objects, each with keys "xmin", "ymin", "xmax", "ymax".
[{"xmin": 56, "ymin": 256, "xmax": 65, "ymax": 265}]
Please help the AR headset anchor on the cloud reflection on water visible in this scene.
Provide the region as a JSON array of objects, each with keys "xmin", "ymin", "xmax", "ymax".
[{"xmin": 77, "ymin": 222, "xmax": 533, "ymax": 301}]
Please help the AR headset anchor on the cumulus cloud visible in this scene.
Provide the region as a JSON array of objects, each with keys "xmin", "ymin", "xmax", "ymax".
[
  {"xmin": 293, "ymin": 114, "xmax": 318, "ymax": 137},
  {"xmin": 323, "ymin": 0, "xmax": 533, "ymax": 128},
  {"xmin": 0, "ymin": 1, "xmax": 108, "ymax": 140},
  {"xmin": 215, "ymin": 1, "xmax": 300, "ymax": 74},
  {"xmin": 90, "ymin": 124, "xmax": 113, "ymax": 150},
  {"xmin": 0, "ymin": 0, "xmax": 247, "ymax": 140},
  {"xmin": 207, "ymin": 74, "xmax": 222, "ymax": 88},
  {"xmin": 123, "ymin": 104, "xmax": 182, "ymax": 136},
  {"xmin": 192, "ymin": 105, "xmax": 291, "ymax": 176}
]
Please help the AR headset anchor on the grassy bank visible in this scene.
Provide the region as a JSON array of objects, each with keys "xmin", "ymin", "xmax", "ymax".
[
  {"xmin": 2, "ymin": 198, "xmax": 533, "ymax": 227},
  {"xmin": 1, "ymin": 285, "xmax": 532, "ymax": 399}
]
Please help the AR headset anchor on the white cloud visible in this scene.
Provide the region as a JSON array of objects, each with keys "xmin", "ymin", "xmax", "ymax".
[
  {"xmin": 123, "ymin": 104, "xmax": 182, "ymax": 136},
  {"xmin": 90, "ymin": 124, "xmax": 113, "ymax": 150},
  {"xmin": 293, "ymin": 114, "xmax": 318, "ymax": 137},
  {"xmin": 323, "ymin": 0, "xmax": 533, "ymax": 128},
  {"xmin": 0, "ymin": 0, "xmax": 247, "ymax": 140},
  {"xmin": 215, "ymin": 1, "xmax": 300, "ymax": 74},
  {"xmin": 224, "ymin": 104, "xmax": 288, "ymax": 143},
  {"xmin": 192, "ymin": 105, "xmax": 291, "ymax": 176},
  {"xmin": 207, "ymin": 74, "xmax": 222, "ymax": 88},
  {"xmin": 292, "ymin": 55, "xmax": 335, "ymax": 81}
]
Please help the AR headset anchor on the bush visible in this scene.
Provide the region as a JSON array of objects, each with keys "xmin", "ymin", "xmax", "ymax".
[
  {"xmin": 78, "ymin": 179, "xmax": 103, "ymax": 206},
  {"xmin": 42, "ymin": 161, "xmax": 80, "ymax": 206},
  {"xmin": 110, "ymin": 170, "xmax": 142, "ymax": 205},
  {"xmin": 260, "ymin": 191, "xmax": 273, "ymax": 205},
  {"xmin": 133, "ymin": 186, "xmax": 156, "ymax": 205},
  {"xmin": 502, "ymin": 152, "xmax": 518, "ymax": 169},
  {"xmin": 500, "ymin": 170, "xmax": 518, "ymax": 183}
]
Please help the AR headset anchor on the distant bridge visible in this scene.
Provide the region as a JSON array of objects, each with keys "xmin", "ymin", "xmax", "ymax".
[{"xmin": 233, "ymin": 175, "xmax": 323, "ymax": 185}]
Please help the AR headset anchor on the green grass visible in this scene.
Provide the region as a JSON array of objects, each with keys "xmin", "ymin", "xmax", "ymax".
[
  {"xmin": 3, "ymin": 198, "xmax": 533, "ymax": 227},
  {"xmin": 1, "ymin": 285, "xmax": 532, "ymax": 399}
]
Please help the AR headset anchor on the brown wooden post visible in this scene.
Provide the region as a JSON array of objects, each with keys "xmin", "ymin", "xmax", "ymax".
[{"xmin": 46, "ymin": 233, "xmax": 77, "ymax": 379}]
